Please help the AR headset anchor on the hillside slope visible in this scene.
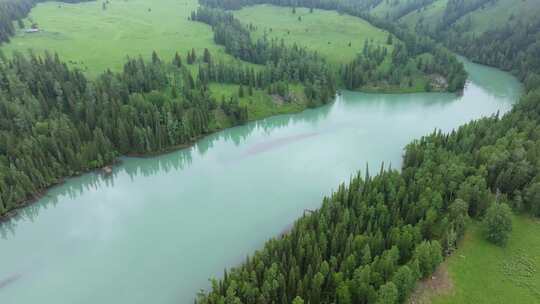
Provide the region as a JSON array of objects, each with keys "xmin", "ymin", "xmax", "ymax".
[
  {"xmin": 397, "ymin": 0, "xmax": 540, "ymax": 36},
  {"xmin": 234, "ymin": 5, "xmax": 392, "ymax": 65}
]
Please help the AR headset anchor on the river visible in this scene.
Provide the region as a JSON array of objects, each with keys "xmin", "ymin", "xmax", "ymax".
[{"xmin": 0, "ymin": 59, "xmax": 522, "ymax": 304}]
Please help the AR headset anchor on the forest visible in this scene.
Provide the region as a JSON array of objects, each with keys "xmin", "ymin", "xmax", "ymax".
[{"xmin": 0, "ymin": 0, "xmax": 539, "ymax": 303}]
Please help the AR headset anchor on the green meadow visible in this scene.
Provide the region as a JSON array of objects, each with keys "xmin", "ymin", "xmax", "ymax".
[
  {"xmin": 1, "ymin": 1, "xmax": 397, "ymax": 77},
  {"xmin": 2, "ymin": 0, "xmax": 236, "ymax": 77},
  {"xmin": 0, "ymin": 0, "xmax": 449, "ymax": 98},
  {"xmin": 422, "ymin": 215, "xmax": 540, "ymax": 304},
  {"xmin": 234, "ymin": 5, "xmax": 393, "ymax": 65}
]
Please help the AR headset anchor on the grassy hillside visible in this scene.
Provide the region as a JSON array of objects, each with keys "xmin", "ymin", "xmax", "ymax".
[
  {"xmin": 1, "ymin": 0, "xmax": 238, "ymax": 77},
  {"xmin": 400, "ymin": 0, "xmax": 448, "ymax": 29},
  {"xmin": 399, "ymin": 0, "xmax": 540, "ymax": 35},
  {"xmin": 369, "ymin": 0, "xmax": 423, "ymax": 19},
  {"xmin": 370, "ymin": 0, "xmax": 399, "ymax": 18},
  {"xmin": 415, "ymin": 215, "xmax": 540, "ymax": 304},
  {"xmin": 234, "ymin": 5, "xmax": 393, "ymax": 65},
  {"xmin": 451, "ymin": 0, "xmax": 540, "ymax": 35}
]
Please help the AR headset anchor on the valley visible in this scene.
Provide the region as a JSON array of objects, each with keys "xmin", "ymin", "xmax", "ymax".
[{"xmin": 0, "ymin": 0, "xmax": 539, "ymax": 304}]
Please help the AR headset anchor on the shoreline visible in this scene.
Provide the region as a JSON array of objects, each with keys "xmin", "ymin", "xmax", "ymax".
[
  {"xmin": 0, "ymin": 101, "xmax": 314, "ymax": 222},
  {"xmin": 0, "ymin": 80, "xmax": 466, "ymax": 223},
  {"xmin": 0, "ymin": 159, "xmax": 122, "ymax": 223}
]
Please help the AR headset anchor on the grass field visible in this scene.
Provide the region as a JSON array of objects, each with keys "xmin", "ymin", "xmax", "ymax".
[
  {"xmin": 3, "ymin": 1, "xmax": 395, "ymax": 76},
  {"xmin": 418, "ymin": 215, "xmax": 540, "ymax": 304},
  {"xmin": 2, "ymin": 0, "xmax": 237, "ymax": 77},
  {"xmin": 451, "ymin": 0, "xmax": 540, "ymax": 35},
  {"xmin": 400, "ymin": 0, "xmax": 448, "ymax": 29},
  {"xmin": 369, "ymin": 0, "xmax": 407, "ymax": 18},
  {"xmin": 399, "ymin": 0, "xmax": 540, "ymax": 35},
  {"xmin": 234, "ymin": 5, "xmax": 393, "ymax": 65}
]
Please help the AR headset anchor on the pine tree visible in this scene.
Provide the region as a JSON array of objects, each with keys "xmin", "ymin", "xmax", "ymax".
[
  {"xmin": 387, "ymin": 34, "xmax": 393, "ymax": 45},
  {"xmin": 203, "ymin": 48, "xmax": 211, "ymax": 63},
  {"xmin": 191, "ymin": 48, "xmax": 197, "ymax": 63},
  {"xmin": 151, "ymin": 50, "xmax": 160, "ymax": 64},
  {"xmin": 172, "ymin": 52, "xmax": 182, "ymax": 68},
  {"xmin": 238, "ymin": 85, "xmax": 245, "ymax": 98}
]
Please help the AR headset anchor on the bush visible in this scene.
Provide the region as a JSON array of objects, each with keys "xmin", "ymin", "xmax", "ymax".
[{"xmin": 483, "ymin": 202, "xmax": 513, "ymax": 246}]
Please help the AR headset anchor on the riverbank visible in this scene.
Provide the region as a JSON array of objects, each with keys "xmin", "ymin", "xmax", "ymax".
[
  {"xmin": 0, "ymin": 67, "xmax": 476, "ymax": 221},
  {"xmin": 0, "ymin": 93, "xmax": 315, "ymax": 220},
  {"xmin": 0, "ymin": 158, "xmax": 123, "ymax": 222},
  {"xmin": 0, "ymin": 76, "xmax": 465, "ymax": 221}
]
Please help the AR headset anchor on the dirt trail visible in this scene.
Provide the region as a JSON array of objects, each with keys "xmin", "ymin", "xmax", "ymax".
[{"xmin": 409, "ymin": 263, "xmax": 454, "ymax": 304}]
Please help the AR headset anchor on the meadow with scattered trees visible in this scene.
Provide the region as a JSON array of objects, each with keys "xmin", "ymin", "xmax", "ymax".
[{"xmin": 0, "ymin": 0, "xmax": 539, "ymax": 303}]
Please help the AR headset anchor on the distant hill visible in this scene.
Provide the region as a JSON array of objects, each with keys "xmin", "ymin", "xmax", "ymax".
[
  {"xmin": 365, "ymin": 0, "xmax": 540, "ymax": 36},
  {"xmin": 363, "ymin": 0, "xmax": 540, "ymax": 84}
]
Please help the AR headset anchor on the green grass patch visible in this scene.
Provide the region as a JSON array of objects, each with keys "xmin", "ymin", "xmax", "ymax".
[
  {"xmin": 369, "ymin": 0, "xmax": 402, "ymax": 18},
  {"xmin": 400, "ymin": 0, "xmax": 448, "ymax": 29},
  {"xmin": 2, "ymin": 0, "xmax": 240, "ymax": 77},
  {"xmin": 234, "ymin": 4, "xmax": 393, "ymax": 65},
  {"xmin": 209, "ymin": 83, "xmax": 307, "ymax": 121},
  {"xmin": 359, "ymin": 76, "xmax": 428, "ymax": 94},
  {"xmin": 430, "ymin": 215, "xmax": 540, "ymax": 304}
]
